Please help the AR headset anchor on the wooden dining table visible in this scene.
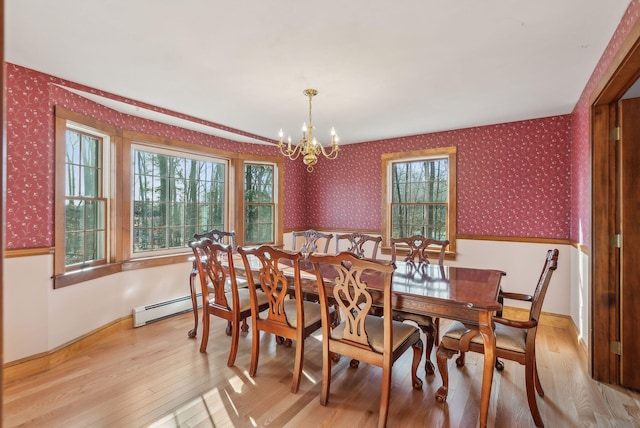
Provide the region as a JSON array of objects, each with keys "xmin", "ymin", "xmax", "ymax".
[
  {"xmin": 230, "ymin": 253, "xmax": 505, "ymax": 427},
  {"xmin": 386, "ymin": 260, "xmax": 505, "ymax": 428}
]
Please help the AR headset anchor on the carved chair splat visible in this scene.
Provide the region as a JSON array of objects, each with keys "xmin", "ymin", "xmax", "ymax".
[
  {"xmin": 291, "ymin": 229, "xmax": 333, "ymax": 254},
  {"xmin": 334, "ymin": 232, "xmax": 382, "ymax": 259}
]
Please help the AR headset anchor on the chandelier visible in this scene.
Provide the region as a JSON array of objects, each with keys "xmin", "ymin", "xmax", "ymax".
[{"xmin": 278, "ymin": 89, "xmax": 339, "ymax": 172}]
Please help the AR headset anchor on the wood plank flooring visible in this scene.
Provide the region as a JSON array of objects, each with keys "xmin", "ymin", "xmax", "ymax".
[{"xmin": 4, "ymin": 313, "xmax": 640, "ymax": 427}]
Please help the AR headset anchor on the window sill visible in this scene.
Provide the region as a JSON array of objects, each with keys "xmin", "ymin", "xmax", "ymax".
[
  {"xmin": 54, "ymin": 253, "xmax": 193, "ymax": 288},
  {"xmin": 54, "ymin": 263, "xmax": 124, "ymax": 289}
]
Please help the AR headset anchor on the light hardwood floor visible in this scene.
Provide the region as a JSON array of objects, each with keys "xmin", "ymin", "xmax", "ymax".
[{"xmin": 4, "ymin": 313, "xmax": 640, "ymax": 427}]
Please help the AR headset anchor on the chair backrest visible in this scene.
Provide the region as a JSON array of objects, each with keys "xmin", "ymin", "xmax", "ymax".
[
  {"xmin": 390, "ymin": 235, "xmax": 449, "ymax": 265},
  {"xmin": 334, "ymin": 232, "xmax": 382, "ymax": 259},
  {"xmin": 193, "ymin": 229, "xmax": 237, "ymax": 252},
  {"xmin": 189, "ymin": 239, "xmax": 236, "ymax": 310},
  {"xmin": 238, "ymin": 245, "xmax": 303, "ymax": 327},
  {"xmin": 292, "ymin": 229, "xmax": 333, "ymax": 254},
  {"xmin": 528, "ymin": 249, "xmax": 559, "ymax": 324},
  {"xmin": 309, "ymin": 252, "xmax": 395, "ymax": 352}
]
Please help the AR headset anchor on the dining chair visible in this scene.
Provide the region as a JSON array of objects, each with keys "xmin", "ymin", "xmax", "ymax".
[
  {"xmin": 389, "ymin": 235, "xmax": 450, "ymax": 375},
  {"xmin": 291, "ymin": 229, "xmax": 333, "ymax": 254},
  {"xmin": 189, "ymin": 239, "xmax": 269, "ymax": 366},
  {"xmin": 436, "ymin": 249, "xmax": 559, "ymax": 428},
  {"xmin": 390, "ymin": 235, "xmax": 449, "ymax": 265},
  {"xmin": 237, "ymin": 245, "xmax": 334, "ymax": 393},
  {"xmin": 193, "ymin": 229, "xmax": 237, "ymax": 250},
  {"xmin": 334, "ymin": 232, "xmax": 382, "ymax": 259},
  {"xmin": 187, "ymin": 230, "xmax": 247, "ymax": 338},
  {"xmin": 308, "ymin": 252, "xmax": 423, "ymax": 428}
]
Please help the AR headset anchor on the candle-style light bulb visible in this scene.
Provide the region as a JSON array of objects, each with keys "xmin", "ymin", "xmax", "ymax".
[
  {"xmin": 287, "ymin": 136, "xmax": 292, "ymax": 151},
  {"xmin": 278, "ymin": 128, "xmax": 284, "ymax": 143}
]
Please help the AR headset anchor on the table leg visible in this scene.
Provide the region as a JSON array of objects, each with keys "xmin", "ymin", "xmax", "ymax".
[{"xmin": 477, "ymin": 310, "xmax": 496, "ymax": 428}]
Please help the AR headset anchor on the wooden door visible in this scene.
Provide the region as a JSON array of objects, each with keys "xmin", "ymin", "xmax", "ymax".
[{"xmin": 619, "ymin": 97, "xmax": 640, "ymax": 390}]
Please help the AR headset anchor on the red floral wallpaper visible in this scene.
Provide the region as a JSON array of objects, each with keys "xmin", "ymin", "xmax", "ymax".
[
  {"xmin": 570, "ymin": 0, "xmax": 640, "ymax": 246},
  {"xmin": 5, "ymin": 64, "xmax": 308, "ymax": 248},
  {"xmin": 5, "ymin": 62, "xmax": 574, "ymax": 248},
  {"xmin": 306, "ymin": 116, "xmax": 572, "ymax": 239},
  {"xmin": 10, "ymin": 0, "xmax": 640, "ymax": 253}
]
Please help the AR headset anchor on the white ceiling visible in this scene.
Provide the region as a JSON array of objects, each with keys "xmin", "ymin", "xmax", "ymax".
[{"xmin": 6, "ymin": 0, "xmax": 632, "ymax": 146}]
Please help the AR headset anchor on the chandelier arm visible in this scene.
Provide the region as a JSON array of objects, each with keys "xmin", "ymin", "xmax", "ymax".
[
  {"xmin": 278, "ymin": 142, "xmax": 305, "ymax": 161},
  {"xmin": 316, "ymin": 143, "xmax": 340, "ymax": 159}
]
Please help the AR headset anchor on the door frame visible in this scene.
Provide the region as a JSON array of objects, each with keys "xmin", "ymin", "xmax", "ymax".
[{"xmin": 591, "ymin": 17, "xmax": 640, "ymax": 383}]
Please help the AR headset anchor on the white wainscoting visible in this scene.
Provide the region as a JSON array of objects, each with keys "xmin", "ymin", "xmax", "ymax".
[{"xmin": 3, "ymin": 238, "xmax": 584, "ymax": 363}]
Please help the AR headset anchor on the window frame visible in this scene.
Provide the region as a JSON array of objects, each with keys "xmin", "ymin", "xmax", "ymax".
[
  {"xmin": 235, "ymin": 155, "xmax": 284, "ymax": 247},
  {"xmin": 54, "ymin": 107, "xmax": 121, "ymax": 288},
  {"xmin": 381, "ymin": 146, "xmax": 457, "ymax": 258},
  {"xmin": 241, "ymin": 161, "xmax": 277, "ymax": 245},
  {"xmin": 129, "ymin": 142, "xmax": 230, "ymax": 258},
  {"xmin": 53, "ymin": 108, "xmax": 284, "ymax": 288}
]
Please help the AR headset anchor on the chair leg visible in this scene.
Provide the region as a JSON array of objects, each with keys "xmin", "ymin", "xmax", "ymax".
[
  {"xmin": 321, "ymin": 342, "xmax": 332, "ymax": 406},
  {"xmin": 411, "ymin": 338, "xmax": 424, "ymax": 389},
  {"xmin": 534, "ymin": 357, "xmax": 545, "ymax": 397},
  {"xmin": 455, "ymin": 351, "xmax": 466, "ymax": 367},
  {"xmin": 249, "ymin": 323, "xmax": 260, "ymax": 377},
  {"xmin": 225, "ymin": 321, "xmax": 232, "ymax": 336},
  {"xmin": 291, "ymin": 338, "xmax": 304, "ymax": 393},
  {"xmin": 199, "ymin": 311, "xmax": 210, "ymax": 353},
  {"xmin": 241, "ymin": 318, "xmax": 249, "ymax": 333},
  {"xmin": 525, "ymin": 357, "xmax": 544, "ymax": 427},
  {"xmin": 227, "ymin": 317, "xmax": 240, "ymax": 367},
  {"xmin": 378, "ymin": 365, "xmax": 392, "ymax": 428},
  {"xmin": 435, "ymin": 344, "xmax": 457, "ymax": 402}
]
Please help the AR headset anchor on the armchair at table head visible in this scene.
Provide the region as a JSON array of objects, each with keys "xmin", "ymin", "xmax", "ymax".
[
  {"xmin": 291, "ymin": 229, "xmax": 333, "ymax": 254},
  {"xmin": 189, "ymin": 239, "xmax": 268, "ymax": 367},
  {"xmin": 435, "ymin": 249, "xmax": 559, "ymax": 428},
  {"xmin": 308, "ymin": 251, "xmax": 423, "ymax": 428},
  {"xmin": 334, "ymin": 232, "xmax": 382, "ymax": 259}
]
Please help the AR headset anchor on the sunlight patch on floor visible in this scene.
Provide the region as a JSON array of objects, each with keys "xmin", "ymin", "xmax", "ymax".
[{"xmin": 147, "ymin": 387, "xmax": 247, "ymax": 427}]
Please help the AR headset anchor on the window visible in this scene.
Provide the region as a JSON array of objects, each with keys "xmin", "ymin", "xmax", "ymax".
[
  {"xmin": 64, "ymin": 128, "xmax": 107, "ymax": 267},
  {"xmin": 243, "ymin": 163, "xmax": 275, "ymax": 244},
  {"xmin": 391, "ymin": 158, "xmax": 448, "ymax": 239},
  {"xmin": 54, "ymin": 107, "xmax": 284, "ymax": 288},
  {"xmin": 54, "ymin": 107, "xmax": 119, "ymax": 287},
  {"xmin": 132, "ymin": 146, "xmax": 227, "ymax": 255},
  {"xmin": 381, "ymin": 147, "xmax": 456, "ymax": 254}
]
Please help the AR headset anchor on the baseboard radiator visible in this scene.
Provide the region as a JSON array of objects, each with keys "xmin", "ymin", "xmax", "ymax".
[{"xmin": 133, "ymin": 293, "xmax": 201, "ymax": 327}]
